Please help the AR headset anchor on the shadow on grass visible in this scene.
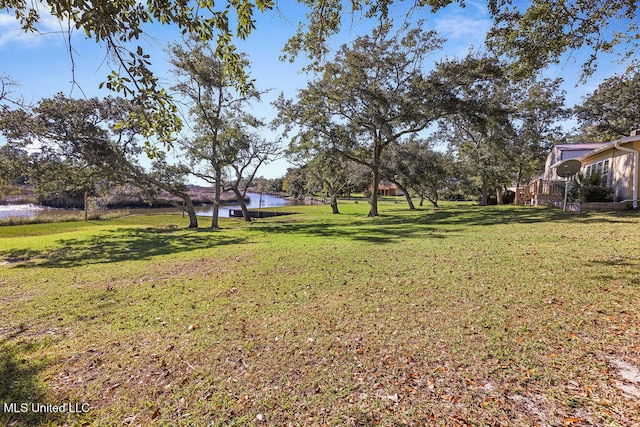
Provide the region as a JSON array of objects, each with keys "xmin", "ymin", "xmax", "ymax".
[
  {"xmin": 0, "ymin": 334, "xmax": 62, "ymax": 426},
  {"xmin": 255, "ymin": 214, "xmax": 452, "ymax": 244},
  {"xmin": 1, "ymin": 226, "xmax": 246, "ymax": 268},
  {"xmin": 255, "ymin": 205, "xmax": 639, "ymax": 243},
  {"xmin": 2, "ymin": 206, "xmax": 637, "ymax": 266},
  {"xmin": 426, "ymin": 205, "xmax": 638, "ymax": 227},
  {"xmin": 586, "ymin": 253, "xmax": 640, "ymax": 287}
]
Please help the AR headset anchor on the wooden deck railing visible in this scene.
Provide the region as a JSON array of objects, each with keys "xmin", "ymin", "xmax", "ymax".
[{"xmin": 515, "ymin": 179, "xmax": 565, "ymax": 206}]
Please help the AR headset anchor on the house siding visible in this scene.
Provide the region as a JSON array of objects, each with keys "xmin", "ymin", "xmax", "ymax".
[
  {"xmin": 580, "ymin": 140, "xmax": 640, "ymax": 202},
  {"xmin": 543, "ymin": 144, "xmax": 607, "ymax": 180},
  {"xmin": 612, "ymin": 150, "xmax": 634, "ymax": 201}
]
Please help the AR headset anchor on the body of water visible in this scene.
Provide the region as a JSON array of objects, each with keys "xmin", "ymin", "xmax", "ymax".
[
  {"xmin": 198, "ymin": 192, "xmax": 296, "ymax": 217},
  {"xmin": 0, "ymin": 193, "xmax": 295, "ymax": 220},
  {"xmin": 0, "ymin": 204, "xmax": 47, "ymax": 219}
]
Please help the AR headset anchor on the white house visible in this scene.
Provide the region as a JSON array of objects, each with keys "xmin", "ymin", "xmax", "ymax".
[
  {"xmin": 521, "ymin": 132, "xmax": 640, "ymax": 209},
  {"xmin": 576, "ymin": 132, "xmax": 640, "ymax": 208},
  {"xmin": 542, "ymin": 143, "xmax": 607, "ymax": 180}
]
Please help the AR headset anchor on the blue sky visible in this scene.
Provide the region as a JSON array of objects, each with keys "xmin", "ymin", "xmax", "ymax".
[{"xmin": 0, "ymin": 1, "xmax": 630, "ymax": 179}]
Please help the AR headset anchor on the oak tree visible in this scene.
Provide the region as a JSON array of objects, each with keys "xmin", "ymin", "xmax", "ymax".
[
  {"xmin": 278, "ymin": 22, "xmax": 449, "ymax": 216},
  {"xmin": 0, "ymin": 94, "xmax": 201, "ymax": 226},
  {"xmin": 510, "ymin": 78, "xmax": 568, "ymax": 196},
  {"xmin": 382, "ymin": 139, "xmax": 454, "ymax": 209},
  {"xmin": 573, "ymin": 72, "xmax": 640, "ymax": 141},
  {"xmin": 169, "ymin": 39, "xmax": 278, "ymax": 225},
  {"xmin": 300, "ymin": 148, "xmax": 368, "ymax": 214},
  {"xmin": 433, "ymin": 54, "xmax": 514, "ymax": 206}
]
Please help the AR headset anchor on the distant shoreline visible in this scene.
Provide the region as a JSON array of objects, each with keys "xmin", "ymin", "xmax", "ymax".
[{"xmin": 0, "ymin": 184, "xmax": 249, "ymax": 209}]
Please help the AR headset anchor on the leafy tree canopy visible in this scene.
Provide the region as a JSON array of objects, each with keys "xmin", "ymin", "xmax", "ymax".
[
  {"xmin": 287, "ymin": 0, "xmax": 640, "ymax": 78},
  {"xmin": 382, "ymin": 139, "xmax": 454, "ymax": 208},
  {"xmin": 278, "ymin": 22, "xmax": 449, "ymax": 216},
  {"xmin": 485, "ymin": 0, "xmax": 639, "ymax": 80},
  {"xmin": 2, "ymin": 0, "xmax": 636, "ymax": 145},
  {"xmin": 0, "ymin": 93, "xmax": 202, "ymax": 225},
  {"xmin": 1, "ymin": 0, "xmax": 274, "ymax": 144},
  {"xmin": 573, "ymin": 72, "xmax": 640, "ymax": 141}
]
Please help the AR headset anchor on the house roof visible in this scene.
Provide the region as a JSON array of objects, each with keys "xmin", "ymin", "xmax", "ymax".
[
  {"xmin": 548, "ymin": 143, "xmax": 608, "ymax": 170},
  {"xmin": 377, "ymin": 182, "xmax": 397, "ymax": 189},
  {"xmin": 577, "ymin": 134, "xmax": 640, "ymax": 161},
  {"xmin": 554, "ymin": 143, "xmax": 608, "ymax": 151}
]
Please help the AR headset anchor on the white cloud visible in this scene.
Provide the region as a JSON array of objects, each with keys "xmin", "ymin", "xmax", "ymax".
[
  {"xmin": 431, "ymin": 4, "xmax": 493, "ymax": 59},
  {"xmin": 0, "ymin": 14, "xmax": 25, "ymax": 48},
  {"xmin": 0, "ymin": 9, "xmax": 68, "ymax": 49},
  {"xmin": 435, "ymin": 14, "xmax": 492, "ymax": 44}
]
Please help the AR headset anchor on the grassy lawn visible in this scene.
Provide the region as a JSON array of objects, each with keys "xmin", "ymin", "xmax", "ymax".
[{"xmin": 1, "ymin": 202, "xmax": 639, "ymax": 426}]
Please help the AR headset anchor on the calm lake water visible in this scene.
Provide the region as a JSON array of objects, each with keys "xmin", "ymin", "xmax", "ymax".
[
  {"xmin": 0, "ymin": 204, "xmax": 51, "ymax": 220},
  {"xmin": 0, "ymin": 193, "xmax": 296, "ymax": 220},
  {"xmin": 131, "ymin": 192, "xmax": 297, "ymax": 217},
  {"xmin": 198, "ymin": 192, "xmax": 297, "ymax": 217}
]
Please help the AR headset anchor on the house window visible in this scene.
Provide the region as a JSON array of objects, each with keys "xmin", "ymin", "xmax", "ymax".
[
  {"xmin": 586, "ymin": 159, "xmax": 610, "ymax": 186},
  {"xmin": 602, "ymin": 160, "xmax": 610, "ymax": 186}
]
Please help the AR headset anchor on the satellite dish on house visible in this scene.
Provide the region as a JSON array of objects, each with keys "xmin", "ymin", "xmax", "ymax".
[
  {"xmin": 556, "ymin": 159, "xmax": 581, "ymax": 178},
  {"xmin": 555, "ymin": 159, "xmax": 582, "ymax": 212}
]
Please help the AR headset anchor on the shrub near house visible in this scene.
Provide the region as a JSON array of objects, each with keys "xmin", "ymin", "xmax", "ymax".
[{"xmin": 569, "ymin": 172, "xmax": 614, "ymax": 203}]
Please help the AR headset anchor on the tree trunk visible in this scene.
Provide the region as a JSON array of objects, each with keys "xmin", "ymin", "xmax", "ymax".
[
  {"xmin": 402, "ymin": 187, "xmax": 415, "ymax": 210},
  {"xmin": 233, "ymin": 188, "xmax": 251, "ymax": 222},
  {"xmin": 419, "ymin": 193, "xmax": 424, "ymax": 207},
  {"xmin": 368, "ymin": 167, "xmax": 380, "ymax": 217},
  {"xmin": 84, "ymin": 191, "xmax": 88, "ymax": 221},
  {"xmin": 211, "ymin": 168, "xmax": 222, "ymax": 229},
  {"xmin": 496, "ymin": 187, "xmax": 504, "ymax": 205},
  {"xmin": 393, "ymin": 181, "xmax": 415, "ymax": 210},
  {"xmin": 330, "ymin": 192, "xmax": 340, "ymax": 214},
  {"xmin": 515, "ymin": 167, "xmax": 523, "ymax": 205},
  {"xmin": 480, "ymin": 178, "xmax": 489, "ymax": 206},
  {"xmin": 185, "ymin": 198, "xmax": 198, "ymax": 228},
  {"xmin": 138, "ymin": 172, "xmax": 198, "ymax": 229}
]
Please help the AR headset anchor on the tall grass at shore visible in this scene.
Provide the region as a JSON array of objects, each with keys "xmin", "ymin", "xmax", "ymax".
[{"xmin": 0, "ymin": 209, "xmax": 131, "ymax": 226}]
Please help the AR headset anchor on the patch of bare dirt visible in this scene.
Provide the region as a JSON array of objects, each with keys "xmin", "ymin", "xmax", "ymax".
[
  {"xmin": 508, "ymin": 393, "xmax": 553, "ymax": 426},
  {"xmin": 607, "ymin": 355, "xmax": 640, "ymax": 398}
]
